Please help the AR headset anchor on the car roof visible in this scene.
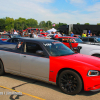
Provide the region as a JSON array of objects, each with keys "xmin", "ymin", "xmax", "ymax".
[
  {"xmin": 20, "ymin": 38, "xmax": 58, "ymax": 43},
  {"xmin": 81, "ymin": 37, "xmax": 99, "ymax": 38},
  {"xmin": 58, "ymin": 36, "xmax": 78, "ymax": 38}
]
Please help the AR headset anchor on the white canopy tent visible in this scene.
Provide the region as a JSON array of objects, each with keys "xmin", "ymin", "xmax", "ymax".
[{"xmin": 47, "ymin": 28, "xmax": 57, "ymax": 33}]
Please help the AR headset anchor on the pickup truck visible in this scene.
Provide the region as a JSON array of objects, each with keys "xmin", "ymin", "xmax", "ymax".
[
  {"xmin": 1, "ymin": 38, "xmax": 100, "ymax": 95},
  {"xmin": 78, "ymin": 43, "xmax": 100, "ymax": 57}
]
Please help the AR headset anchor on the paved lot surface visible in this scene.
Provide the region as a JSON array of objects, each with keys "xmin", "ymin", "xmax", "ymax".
[{"xmin": 0, "ymin": 73, "xmax": 100, "ymax": 100}]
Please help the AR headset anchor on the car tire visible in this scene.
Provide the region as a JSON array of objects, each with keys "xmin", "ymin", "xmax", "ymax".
[
  {"xmin": 0, "ymin": 60, "xmax": 4, "ymax": 75},
  {"xmin": 58, "ymin": 70, "xmax": 82, "ymax": 95}
]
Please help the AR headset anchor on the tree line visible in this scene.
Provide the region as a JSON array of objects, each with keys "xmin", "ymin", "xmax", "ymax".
[
  {"xmin": 0, "ymin": 17, "xmax": 67, "ymax": 32},
  {"xmin": 0, "ymin": 17, "xmax": 100, "ymax": 32}
]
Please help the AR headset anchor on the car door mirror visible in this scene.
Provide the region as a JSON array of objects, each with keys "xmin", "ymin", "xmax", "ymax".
[
  {"xmin": 36, "ymin": 50, "xmax": 44, "ymax": 56},
  {"xmin": 73, "ymin": 47, "xmax": 79, "ymax": 53}
]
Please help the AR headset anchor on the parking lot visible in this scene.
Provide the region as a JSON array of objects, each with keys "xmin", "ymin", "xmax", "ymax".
[{"xmin": 0, "ymin": 73, "xmax": 100, "ymax": 100}]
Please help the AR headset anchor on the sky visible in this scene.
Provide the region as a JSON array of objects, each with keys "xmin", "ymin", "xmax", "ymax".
[{"xmin": 0, "ymin": 0, "xmax": 100, "ymax": 24}]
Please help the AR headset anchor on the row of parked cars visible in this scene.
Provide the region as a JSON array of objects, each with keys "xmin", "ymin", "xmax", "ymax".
[{"xmin": 1, "ymin": 33, "xmax": 100, "ymax": 95}]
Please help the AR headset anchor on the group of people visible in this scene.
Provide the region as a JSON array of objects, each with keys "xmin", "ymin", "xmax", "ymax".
[{"xmin": 82, "ymin": 33, "xmax": 96, "ymax": 37}]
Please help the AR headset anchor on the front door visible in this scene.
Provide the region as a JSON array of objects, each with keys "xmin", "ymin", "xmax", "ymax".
[{"xmin": 20, "ymin": 42, "xmax": 50, "ymax": 81}]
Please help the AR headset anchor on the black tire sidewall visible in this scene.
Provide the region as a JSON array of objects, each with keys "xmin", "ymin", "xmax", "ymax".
[
  {"xmin": 58, "ymin": 70, "xmax": 82, "ymax": 95},
  {"xmin": 0, "ymin": 60, "xmax": 4, "ymax": 75}
]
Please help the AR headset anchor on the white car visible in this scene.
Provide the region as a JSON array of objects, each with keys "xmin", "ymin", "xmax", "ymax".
[
  {"xmin": 45, "ymin": 34, "xmax": 54, "ymax": 39},
  {"xmin": 78, "ymin": 43, "xmax": 100, "ymax": 57}
]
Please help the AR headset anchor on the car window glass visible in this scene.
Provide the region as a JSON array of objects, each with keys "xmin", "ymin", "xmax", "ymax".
[
  {"xmin": 5, "ymin": 36, "xmax": 9, "ymax": 38},
  {"xmin": 89, "ymin": 38, "xmax": 94, "ymax": 42},
  {"xmin": 43, "ymin": 42, "xmax": 74, "ymax": 56},
  {"xmin": 1, "ymin": 36, "xmax": 4, "ymax": 38},
  {"xmin": 14, "ymin": 39, "xmax": 19, "ymax": 43},
  {"xmin": 24, "ymin": 42, "xmax": 45, "ymax": 56},
  {"xmin": 62, "ymin": 38, "xmax": 74, "ymax": 43},
  {"xmin": 82, "ymin": 38, "xmax": 88, "ymax": 42}
]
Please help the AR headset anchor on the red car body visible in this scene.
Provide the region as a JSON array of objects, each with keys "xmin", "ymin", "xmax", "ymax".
[
  {"xmin": 57, "ymin": 36, "xmax": 82, "ymax": 49},
  {"xmin": 49, "ymin": 53, "xmax": 100, "ymax": 91},
  {"xmin": 40, "ymin": 33, "xmax": 49, "ymax": 37}
]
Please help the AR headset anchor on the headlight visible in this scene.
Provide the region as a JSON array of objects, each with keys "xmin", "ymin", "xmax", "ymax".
[{"xmin": 87, "ymin": 70, "xmax": 99, "ymax": 76}]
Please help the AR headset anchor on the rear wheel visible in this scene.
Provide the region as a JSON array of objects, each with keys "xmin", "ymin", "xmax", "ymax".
[
  {"xmin": 58, "ymin": 70, "xmax": 82, "ymax": 95},
  {"xmin": 0, "ymin": 60, "xmax": 4, "ymax": 75}
]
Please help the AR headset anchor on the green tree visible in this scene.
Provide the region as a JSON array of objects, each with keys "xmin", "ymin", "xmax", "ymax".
[
  {"xmin": 77, "ymin": 23, "xmax": 80, "ymax": 25},
  {"xmin": 39, "ymin": 21, "xmax": 46, "ymax": 28},
  {"xmin": 97, "ymin": 23, "xmax": 100, "ymax": 25},
  {"xmin": 5, "ymin": 17, "xmax": 14, "ymax": 31},
  {"xmin": 84, "ymin": 23, "xmax": 90, "ymax": 25},
  {"xmin": 26, "ymin": 18, "xmax": 38, "ymax": 28},
  {"xmin": 0, "ymin": 18, "xmax": 5, "ymax": 31},
  {"xmin": 46, "ymin": 20, "xmax": 52, "ymax": 29}
]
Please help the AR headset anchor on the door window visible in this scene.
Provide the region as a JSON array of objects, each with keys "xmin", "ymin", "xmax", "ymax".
[
  {"xmin": 24, "ymin": 42, "xmax": 45, "ymax": 57},
  {"xmin": 89, "ymin": 38, "xmax": 94, "ymax": 42}
]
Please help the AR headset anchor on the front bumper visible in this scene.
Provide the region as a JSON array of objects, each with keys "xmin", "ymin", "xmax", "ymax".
[{"xmin": 84, "ymin": 76, "xmax": 100, "ymax": 91}]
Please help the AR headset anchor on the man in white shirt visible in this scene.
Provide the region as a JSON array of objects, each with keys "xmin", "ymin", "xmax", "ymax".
[{"xmin": 14, "ymin": 30, "xmax": 18, "ymax": 34}]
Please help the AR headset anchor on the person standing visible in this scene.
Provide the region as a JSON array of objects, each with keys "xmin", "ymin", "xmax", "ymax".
[
  {"xmin": 34, "ymin": 32, "xmax": 38, "ymax": 38},
  {"xmin": 71, "ymin": 32, "xmax": 74, "ymax": 37},
  {"xmin": 14, "ymin": 30, "xmax": 18, "ymax": 34},
  {"xmin": 30, "ymin": 30, "xmax": 34, "ymax": 38}
]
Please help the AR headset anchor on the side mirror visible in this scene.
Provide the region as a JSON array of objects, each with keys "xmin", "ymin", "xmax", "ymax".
[
  {"xmin": 73, "ymin": 47, "xmax": 79, "ymax": 53},
  {"xmin": 36, "ymin": 50, "xmax": 44, "ymax": 56}
]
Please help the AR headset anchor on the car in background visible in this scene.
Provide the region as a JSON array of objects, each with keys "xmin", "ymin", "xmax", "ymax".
[
  {"xmin": 40, "ymin": 32, "xmax": 49, "ymax": 37},
  {"xmin": 80, "ymin": 37, "xmax": 100, "ymax": 43},
  {"xmin": 57, "ymin": 36, "xmax": 83, "ymax": 49},
  {"xmin": 45, "ymin": 34, "xmax": 54, "ymax": 39},
  {"xmin": 0, "ymin": 34, "xmax": 21, "ymax": 41},
  {"xmin": 37, "ymin": 34, "xmax": 44, "ymax": 38}
]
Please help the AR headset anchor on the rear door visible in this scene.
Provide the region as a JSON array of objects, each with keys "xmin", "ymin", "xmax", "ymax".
[{"xmin": 0, "ymin": 42, "xmax": 23, "ymax": 74}]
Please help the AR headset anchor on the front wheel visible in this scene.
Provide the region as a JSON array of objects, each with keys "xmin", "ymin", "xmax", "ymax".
[
  {"xmin": 58, "ymin": 70, "xmax": 82, "ymax": 95},
  {"xmin": 0, "ymin": 60, "xmax": 5, "ymax": 75}
]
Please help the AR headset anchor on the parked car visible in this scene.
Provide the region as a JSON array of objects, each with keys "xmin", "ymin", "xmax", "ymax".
[
  {"xmin": 0, "ymin": 34, "xmax": 21, "ymax": 41},
  {"xmin": 0, "ymin": 38, "xmax": 100, "ymax": 95},
  {"xmin": 56, "ymin": 36, "xmax": 83, "ymax": 49},
  {"xmin": 78, "ymin": 43, "xmax": 100, "ymax": 57},
  {"xmin": 45, "ymin": 34, "xmax": 54, "ymax": 39},
  {"xmin": 40, "ymin": 32, "xmax": 49, "ymax": 37},
  {"xmin": 80, "ymin": 37, "xmax": 100, "ymax": 43}
]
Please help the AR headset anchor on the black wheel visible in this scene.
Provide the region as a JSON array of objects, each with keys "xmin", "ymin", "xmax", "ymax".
[
  {"xmin": 58, "ymin": 70, "xmax": 82, "ymax": 95},
  {"xmin": 0, "ymin": 60, "xmax": 4, "ymax": 75}
]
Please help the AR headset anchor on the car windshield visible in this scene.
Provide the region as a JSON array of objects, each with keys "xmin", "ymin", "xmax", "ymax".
[
  {"xmin": 96, "ymin": 38, "xmax": 100, "ymax": 42},
  {"xmin": 73, "ymin": 38, "xmax": 83, "ymax": 43},
  {"xmin": 43, "ymin": 42, "xmax": 74, "ymax": 56}
]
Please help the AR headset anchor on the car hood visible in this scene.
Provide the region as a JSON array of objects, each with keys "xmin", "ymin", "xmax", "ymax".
[{"xmin": 54, "ymin": 54, "xmax": 100, "ymax": 67}]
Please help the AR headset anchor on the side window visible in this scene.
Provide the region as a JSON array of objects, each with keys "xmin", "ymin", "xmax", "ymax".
[
  {"xmin": 89, "ymin": 38, "xmax": 94, "ymax": 42},
  {"xmin": 5, "ymin": 36, "xmax": 9, "ymax": 38},
  {"xmin": 62, "ymin": 38, "xmax": 74, "ymax": 43},
  {"xmin": 82, "ymin": 38, "xmax": 88, "ymax": 42},
  {"xmin": 1, "ymin": 35, "xmax": 4, "ymax": 38},
  {"xmin": 24, "ymin": 42, "xmax": 44, "ymax": 56},
  {"xmin": 14, "ymin": 39, "xmax": 19, "ymax": 43},
  {"xmin": 58, "ymin": 38, "xmax": 62, "ymax": 42}
]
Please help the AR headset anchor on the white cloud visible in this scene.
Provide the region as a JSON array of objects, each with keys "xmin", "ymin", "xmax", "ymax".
[
  {"xmin": 0, "ymin": 0, "xmax": 100, "ymax": 25},
  {"xmin": 70, "ymin": 0, "xmax": 85, "ymax": 4},
  {"xmin": 33, "ymin": 0, "xmax": 54, "ymax": 3},
  {"xmin": 87, "ymin": 2, "xmax": 100, "ymax": 12}
]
